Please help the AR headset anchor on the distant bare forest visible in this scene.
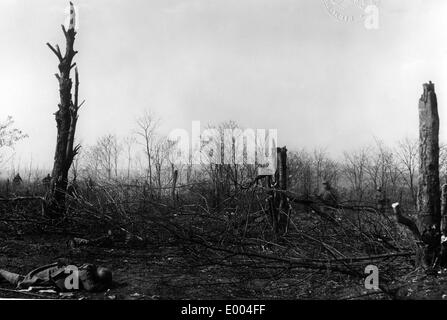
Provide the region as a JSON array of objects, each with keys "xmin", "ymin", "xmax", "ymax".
[{"xmin": 2, "ymin": 116, "xmax": 444, "ymax": 215}]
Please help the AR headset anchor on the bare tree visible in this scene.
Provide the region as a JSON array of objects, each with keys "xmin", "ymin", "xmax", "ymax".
[
  {"xmin": 94, "ymin": 134, "xmax": 122, "ymax": 180},
  {"xmin": 288, "ymin": 149, "xmax": 313, "ymax": 197},
  {"xmin": 83, "ymin": 143, "xmax": 101, "ymax": 180},
  {"xmin": 0, "ymin": 116, "xmax": 27, "ymax": 169},
  {"xmin": 343, "ymin": 148, "xmax": 369, "ymax": 201},
  {"xmin": 362, "ymin": 139, "xmax": 403, "ymax": 204},
  {"xmin": 397, "ymin": 137, "xmax": 418, "ymax": 208},
  {"xmin": 364, "ymin": 139, "xmax": 390, "ymax": 191},
  {"xmin": 135, "ymin": 111, "xmax": 159, "ymax": 190},
  {"xmin": 123, "ymin": 135, "xmax": 137, "ymax": 182},
  {"xmin": 313, "ymin": 147, "xmax": 327, "ymax": 189},
  {"xmin": 153, "ymin": 136, "xmax": 175, "ymax": 198}
]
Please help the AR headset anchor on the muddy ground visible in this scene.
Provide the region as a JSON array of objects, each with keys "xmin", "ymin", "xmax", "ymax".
[
  {"xmin": 1, "ymin": 234, "xmax": 443, "ymax": 300},
  {"xmin": 1, "ymin": 200, "xmax": 445, "ymax": 301},
  {"xmin": 0, "ymin": 234, "xmax": 378, "ymax": 300}
]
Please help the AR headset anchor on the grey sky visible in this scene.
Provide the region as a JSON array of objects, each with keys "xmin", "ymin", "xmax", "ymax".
[{"xmin": 1, "ymin": 0, "xmax": 446, "ymax": 168}]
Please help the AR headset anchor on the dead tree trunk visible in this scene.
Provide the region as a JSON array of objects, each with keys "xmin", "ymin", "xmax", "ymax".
[
  {"xmin": 172, "ymin": 169, "xmax": 178, "ymax": 208},
  {"xmin": 440, "ymin": 184, "xmax": 447, "ymax": 266},
  {"xmin": 46, "ymin": 17, "xmax": 83, "ymax": 217},
  {"xmin": 417, "ymin": 81, "xmax": 441, "ymax": 266},
  {"xmin": 269, "ymin": 147, "xmax": 290, "ymax": 235},
  {"xmin": 277, "ymin": 147, "xmax": 290, "ymax": 234},
  {"xmin": 441, "ymin": 184, "xmax": 447, "ymax": 236},
  {"xmin": 213, "ymin": 164, "xmax": 223, "ymax": 211}
]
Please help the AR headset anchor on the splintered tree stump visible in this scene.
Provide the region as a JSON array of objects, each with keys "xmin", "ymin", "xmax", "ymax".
[
  {"xmin": 392, "ymin": 82, "xmax": 443, "ymax": 268},
  {"xmin": 46, "ymin": 4, "xmax": 82, "ymax": 217},
  {"xmin": 417, "ymin": 81, "xmax": 441, "ymax": 267}
]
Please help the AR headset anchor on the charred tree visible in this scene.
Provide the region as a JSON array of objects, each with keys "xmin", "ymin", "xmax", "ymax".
[
  {"xmin": 417, "ymin": 81, "xmax": 441, "ymax": 266},
  {"xmin": 268, "ymin": 147, "xmax": 290, "ymax": 235},
  {"xmin": 393, "ymin": 82, "xmax": 443, "ymax": 267},
  {"xmin": 276, "ymin": 147, "xmax": 290, "ymax": 234},
  {"xmin": 441, "ymin": 184, "xmax": 447, "ymax": 236},
  {"xmin": 440, "ymin": 184, "xmax": 447, "ymax": 265},
  {"xmin": 46, "ymin": 5, "xmax": 83, "ymax": 217}
]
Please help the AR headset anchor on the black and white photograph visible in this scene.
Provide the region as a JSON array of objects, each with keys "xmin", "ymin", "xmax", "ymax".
[{"xmin": 0, "ymin": 0, "xmax": 445, "ymax": 309}]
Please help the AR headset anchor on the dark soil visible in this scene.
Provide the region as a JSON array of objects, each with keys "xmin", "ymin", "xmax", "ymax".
[{"xmin": 0, "ymin": 234, "xmax": 379, "ymax": 300}]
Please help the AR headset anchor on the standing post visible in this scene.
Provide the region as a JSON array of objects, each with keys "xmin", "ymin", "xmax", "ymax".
[
  {"xmin": 277, "ymin": 147, "xmax": 287, "ymax": 191},
  {"xmin": 270, "ymin": 147, "xmax": 289, "ymax": 235},
  {"xmin": 418, "ymin": 81, "xmax": 441, "ymax": 266},
  {"xmin": 277, "ymin": 147, "xmax": 289, "ymax": 234},
  {"xmin": 172, "ymin": 169, "xmax": 178, "ymax": 208}
]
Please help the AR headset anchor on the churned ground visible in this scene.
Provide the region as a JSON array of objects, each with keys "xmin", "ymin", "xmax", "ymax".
[
  {"xmin": 0, "ymin": 234, "xmax": 366, "ymax": 300},
  {"xmin": 1, "ymin": 234, "xmax": 441, "ymax": 300}
]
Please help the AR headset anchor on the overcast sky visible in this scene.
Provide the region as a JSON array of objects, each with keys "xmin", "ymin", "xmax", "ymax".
[{"xmin": 1, "ymin": 0, "xmax": 447, "ymax": 169}]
